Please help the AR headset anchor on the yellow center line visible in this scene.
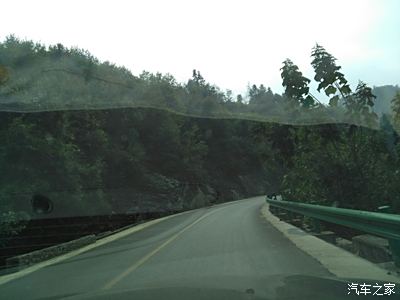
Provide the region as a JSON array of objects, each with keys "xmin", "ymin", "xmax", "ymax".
[{"xmin": 101, "ymin": 207, "xmax": 222, "ymax": 290}]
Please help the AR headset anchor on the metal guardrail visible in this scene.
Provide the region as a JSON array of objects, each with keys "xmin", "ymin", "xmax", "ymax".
[{"xmin": 266, "ymin": 197, "xmax": 400, "ymax": 267}]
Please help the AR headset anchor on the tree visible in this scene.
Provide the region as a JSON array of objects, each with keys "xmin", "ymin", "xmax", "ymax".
[
  {"xmin": 380, "ymin": 113, "xmax": 398, "ymax": 159},
  {"xmin": 280, "ymin": 59, "xmax": 315, "ymax": 108},
  {"xmin": 0, "ymin": 64, "xmax": 8, "ymax": 85},
  {"xmin": 309, "ymin": 45, "xmax": 377, "ymax": 127},
  {"xmin": 180, "ymin": 124, "xmax": 208, "ymax": 180},
  {"xmin": 311, "ymin": 44, "xmax": 351, "ymax": 107},
  {"xmin": 225, "ymin": 89, "xmax": 233, "ymax": 102},
  {"xmin": 278, "ymin": 45, "xmax": 389, "ymax": 212},
  {"xmin": 347, "ymin": 81, "xmax": 378, "ymax": 126},
  {"xmin": 186, "ymin": 69, "xmax": 218, "ymax": 99},
  {"xmin": 49, "ymin": 43, "xmax": 66, "ymax": 59},
  {"xmin": 192, "ymin": 69, "xmax": 205, "ymax": 85},
  {"xmin": 247, "ymin": 84, "xmax": 281, "ymax": 115}
]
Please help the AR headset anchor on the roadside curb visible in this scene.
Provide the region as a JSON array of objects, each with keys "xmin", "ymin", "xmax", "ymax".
[{"xmin": 261, "ymin": 203, "xmax": 400, "ymax": 283}]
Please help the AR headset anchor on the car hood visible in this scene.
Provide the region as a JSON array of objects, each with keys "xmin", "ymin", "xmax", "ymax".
[{"xmin": 54, "ymin": 274, "xmax": 399, "ymax": 300}]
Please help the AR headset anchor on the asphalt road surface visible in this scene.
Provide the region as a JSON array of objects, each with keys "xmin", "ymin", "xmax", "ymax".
[{"xmin": 1, "ymin": 196, "xmax": 366, "ymax": 300}]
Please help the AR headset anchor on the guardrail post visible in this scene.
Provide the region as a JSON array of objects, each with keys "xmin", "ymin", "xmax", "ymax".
[
  {"xmin": 388, "ymin": 239, "xmax": 400, "ymax": 267},
  {"xmin": 311, "ymin": 219, "xmax": 321, "ymax": 234}
]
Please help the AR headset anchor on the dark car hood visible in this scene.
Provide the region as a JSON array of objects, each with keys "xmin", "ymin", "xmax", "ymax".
[{"xmin": 54, "ymin": 274, "xmax": 400, "ymax": 300}]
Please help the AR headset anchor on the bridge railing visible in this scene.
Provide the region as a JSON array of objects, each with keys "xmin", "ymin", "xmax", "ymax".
[{"xmin": 266, "ymin": 197, "xmax": 400, "ymax": 267}]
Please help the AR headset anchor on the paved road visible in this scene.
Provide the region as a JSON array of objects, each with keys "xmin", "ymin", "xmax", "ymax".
[{"xmin": 1, "ymin": 196, "xmax": 354, "ymax": 300}]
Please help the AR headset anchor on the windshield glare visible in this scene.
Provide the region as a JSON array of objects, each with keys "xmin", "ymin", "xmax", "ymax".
[{"xmin": 1, "ymin": 1, "xmax": 400, "ymax": 299}]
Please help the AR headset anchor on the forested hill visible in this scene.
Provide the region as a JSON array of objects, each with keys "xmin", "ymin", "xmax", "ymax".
[
  {"xmin": 0, "ymin": 35, "xmax": 393, "ymax": 129},
  {"xmin": 2, "ymin": 36, "xmax": 400, "ymax": 229}
]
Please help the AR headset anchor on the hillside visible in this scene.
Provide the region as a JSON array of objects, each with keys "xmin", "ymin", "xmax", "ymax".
[{"xmin": 1, "ymin": 37, "xmax": 400, "ymax": 233}]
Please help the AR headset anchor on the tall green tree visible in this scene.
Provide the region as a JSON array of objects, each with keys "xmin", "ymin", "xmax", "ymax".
[
  {"xmin": 348, "ymin": 81, "xmax": 378, "ymax": 127},
  {"xmin": 280, "ymin": 59, "xmax": 315, "ymax": 108},
  {"xmin": 311, "ymin": 44, "xmax": 351, "ymax": 107}
]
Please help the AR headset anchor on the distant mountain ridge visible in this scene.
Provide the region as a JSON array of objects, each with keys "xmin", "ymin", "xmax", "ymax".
[{"xmin": 372, "ymin": 85, "xmax": 400, "ymax": 116}]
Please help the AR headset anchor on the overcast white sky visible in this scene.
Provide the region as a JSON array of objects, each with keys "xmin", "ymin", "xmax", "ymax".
[{"xmin": 1, "ymin": 0, "xmax": 399, "ymax": 98}]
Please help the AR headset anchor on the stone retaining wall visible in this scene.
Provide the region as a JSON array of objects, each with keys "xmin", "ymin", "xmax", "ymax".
[{"xmin": 6, "ymin": 235, "xmax": 96, "ymax": 270}]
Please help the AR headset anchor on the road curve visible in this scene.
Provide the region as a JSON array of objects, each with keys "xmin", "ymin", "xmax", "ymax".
[{"xmin": 1, "ymin": 196, "xmax": 340, "ymax": 300}]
